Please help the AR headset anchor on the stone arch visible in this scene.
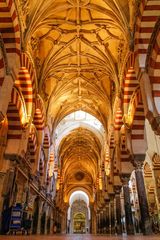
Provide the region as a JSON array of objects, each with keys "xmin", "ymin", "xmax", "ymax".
[
  {"xmin": 122, "ymin": 53, "xmax": 139, "ymax": 114},
  {"xmin": 0, "ymin": 0, "xmax": 21, "ymax": 72},
  {"xmin": 28, "ymin": 124, "xmax": 38, "ymax": 164},
  {"xmin": 6, "ymin": 86, "xmax": 27, "ymax": 140},
  {"xmin": 146, "ymin": 19, "xmax": 160, "ymax": 114},
  {"xmin": 130, "ymin": 88, "xmax": 146, "ymax": 154},
  {"xmin": 15, "ymin": 51, "xmax": 38, "ymax": 118},
  {"xmin": 33, "ymin": 95, "xmax": 45, "ymax": 131},
  {"xmin": 134, "ymin": 0, "xmax": 160, "ymax": 70}
]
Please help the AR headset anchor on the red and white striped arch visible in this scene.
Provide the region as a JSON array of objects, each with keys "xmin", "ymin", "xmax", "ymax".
[
  {"xmin": 43, "ymin": 133, "xmax": 50, "ymax": 149},
  {"xmin": 129, "ymin": 88, "xmax": 146, "ymax": 154},
  {"xmin": 48, "ymin": 152, "xmax": 54, "ymax": 177},
  {"xmin": 135, "ymin": 0, "xmax": 160, "ymax": 69},
  {"xmin": 43, "ymin": 127, "xmax": 50, "ymax": 149},
  {"xmin": 120, "ymin": 129, "xmax": 129, "ymax": 163},
  {"xmin": 109, "ymin": 130, "xmax": 115, "ymax": 151},
  {"xmin": 122, "ymin": 53, "xmax": 139, "ymax": 114},
  {"xmin": 114, "ymin": 107, "xmax": 123, "ymax": 131},
  {"xmin": 28, "ymin": 124, "xmax": 38, "ymax": 163},
  {"xmin": 46, "ymin": 171, "xmax": 50, "ymax": 186},
  {"xmin": 147, "ymin": 22, "xmax": 160, "ymax": 113},
  {"xmin": 39, "ymin": 158, "xmax": 44, "ymax": 177},
  {"xmin": 7, "ymin": 86, "xmax": 26, "ymax": 139},
  {"xmin": 20, "ymin": 53, "xmax": 36, "ymax": 100},
  {"xmin": 15, "ymin": 53, "xmax": 37, "ymax": 116},
  {"xmin": 33, "ymin": 95, "xmax": 45, "ymax": 131},
  {"xmin": 0, "ymin": 0, "xmax": 20, "ymax": 56}
]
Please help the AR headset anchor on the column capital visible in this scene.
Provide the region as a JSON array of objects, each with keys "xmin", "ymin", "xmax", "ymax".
[
  {"xmin": 133, "ymin": 154, "xmax": 145, "ymax": 170},
  {"xmin": 120, "ymin": 173, "xmax": 130, "ymax": 186},
  {"xmin": 114, "ymin": 185, "xmax": 122, "ymax": 194},
  {"xmin": 109, "ymin": 193, "xmax": 115, "ymax": 201}
]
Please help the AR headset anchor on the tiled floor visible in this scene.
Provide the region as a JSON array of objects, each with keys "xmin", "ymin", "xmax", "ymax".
[{"xmin": 0, "ymin": 234, "xmax": 160, "ymax": 240}]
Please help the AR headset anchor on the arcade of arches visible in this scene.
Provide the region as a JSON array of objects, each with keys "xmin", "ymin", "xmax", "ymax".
[{"xmin": 0, "ymin": 0, "xmax": 160, "ymax": 238}]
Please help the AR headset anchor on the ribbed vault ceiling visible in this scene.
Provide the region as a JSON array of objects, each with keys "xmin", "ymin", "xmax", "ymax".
[{"xmin": 26, "ymin": 0, "xmax": 131, "ymax": 127}]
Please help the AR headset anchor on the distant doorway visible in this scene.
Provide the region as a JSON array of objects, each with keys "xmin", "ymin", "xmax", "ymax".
[
  {"xmin": 73, "ymin": 213, "xmax": 86, "ymax": 233},
  {"xmin": 68, "ymin": 191, "xmax": 90, "ymax": 234}
]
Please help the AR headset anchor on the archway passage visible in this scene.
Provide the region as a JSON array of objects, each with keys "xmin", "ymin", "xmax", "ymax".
[
  {"xmin": 67, "ymin": 191, "xmax": 90, "ymax": 234},
  {"xmin": 54, "ymin": 111, "xmax": 102, "ymax": 234},
  {"xmin": 54, "ymin": 110, "xmax": 103, "ymax": 197}
]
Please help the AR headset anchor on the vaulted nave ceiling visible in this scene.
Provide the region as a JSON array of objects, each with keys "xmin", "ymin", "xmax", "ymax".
[{"xmin": 25, "ymin": 0, "xmax": 134, "ymax": 129}]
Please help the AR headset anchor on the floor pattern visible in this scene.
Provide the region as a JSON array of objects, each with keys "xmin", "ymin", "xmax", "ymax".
[{"xmin": 0, "ymin": 234, "xmax": 160, "ymax": 240}]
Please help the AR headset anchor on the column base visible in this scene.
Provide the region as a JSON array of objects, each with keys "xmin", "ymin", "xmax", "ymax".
[{"xmin": 143, "ymin": 219, "xmax": 152, "ymax": 235}]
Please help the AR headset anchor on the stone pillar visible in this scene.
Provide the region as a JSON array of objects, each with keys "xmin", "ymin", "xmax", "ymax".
[
  {"xmin": 110, "ymin": 195, "xmax": 115, "ymax": 234},
  {"xmin": 134, "ymin": 155, "xmax": 152, "ymax": 235},
  {"xmin": 100, "ymin": 210, "xmax": 103, "ymax": 234},
  {"xmin": 61, "ymin": 208, "xmax": 67, "ymax": 233},
  {"xmin": 103, "ymin": 209, "xmax": 106, "ymax": 233},
  {"xmin": 105, "ymin": 202, "xmax": 110, "ymax": 234},
  {"xmin": 114, "ymin": 186, "xmax": 122, "ymax": 234},
  {"xmin": 121, "ymin": 174, "xmax": 134, "ymax": 235},
  {"xmin": 96, "ymin": 212, "xmax": 100, "ymax": 234},
  {"xmin": 90, "ymin": 204, "xmax": 96, "ymax": 234}
]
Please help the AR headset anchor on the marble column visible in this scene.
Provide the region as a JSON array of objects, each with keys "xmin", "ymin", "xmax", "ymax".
[
  {"xmin": 114, "ymin": 186, "xmax": 122, "ymax": 234},
  {"xmin": 121, "ymin": 174, "xmax": 134, "ymax": 235},
  {"xmin": 134, "ymin": 155, "xmax": 152, "ymax": 235}
]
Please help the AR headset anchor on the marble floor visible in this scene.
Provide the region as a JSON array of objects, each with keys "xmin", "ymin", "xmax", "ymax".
[{"xmin": 0, "ymin": 234, "xmax": 160, "ymax": 240}]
